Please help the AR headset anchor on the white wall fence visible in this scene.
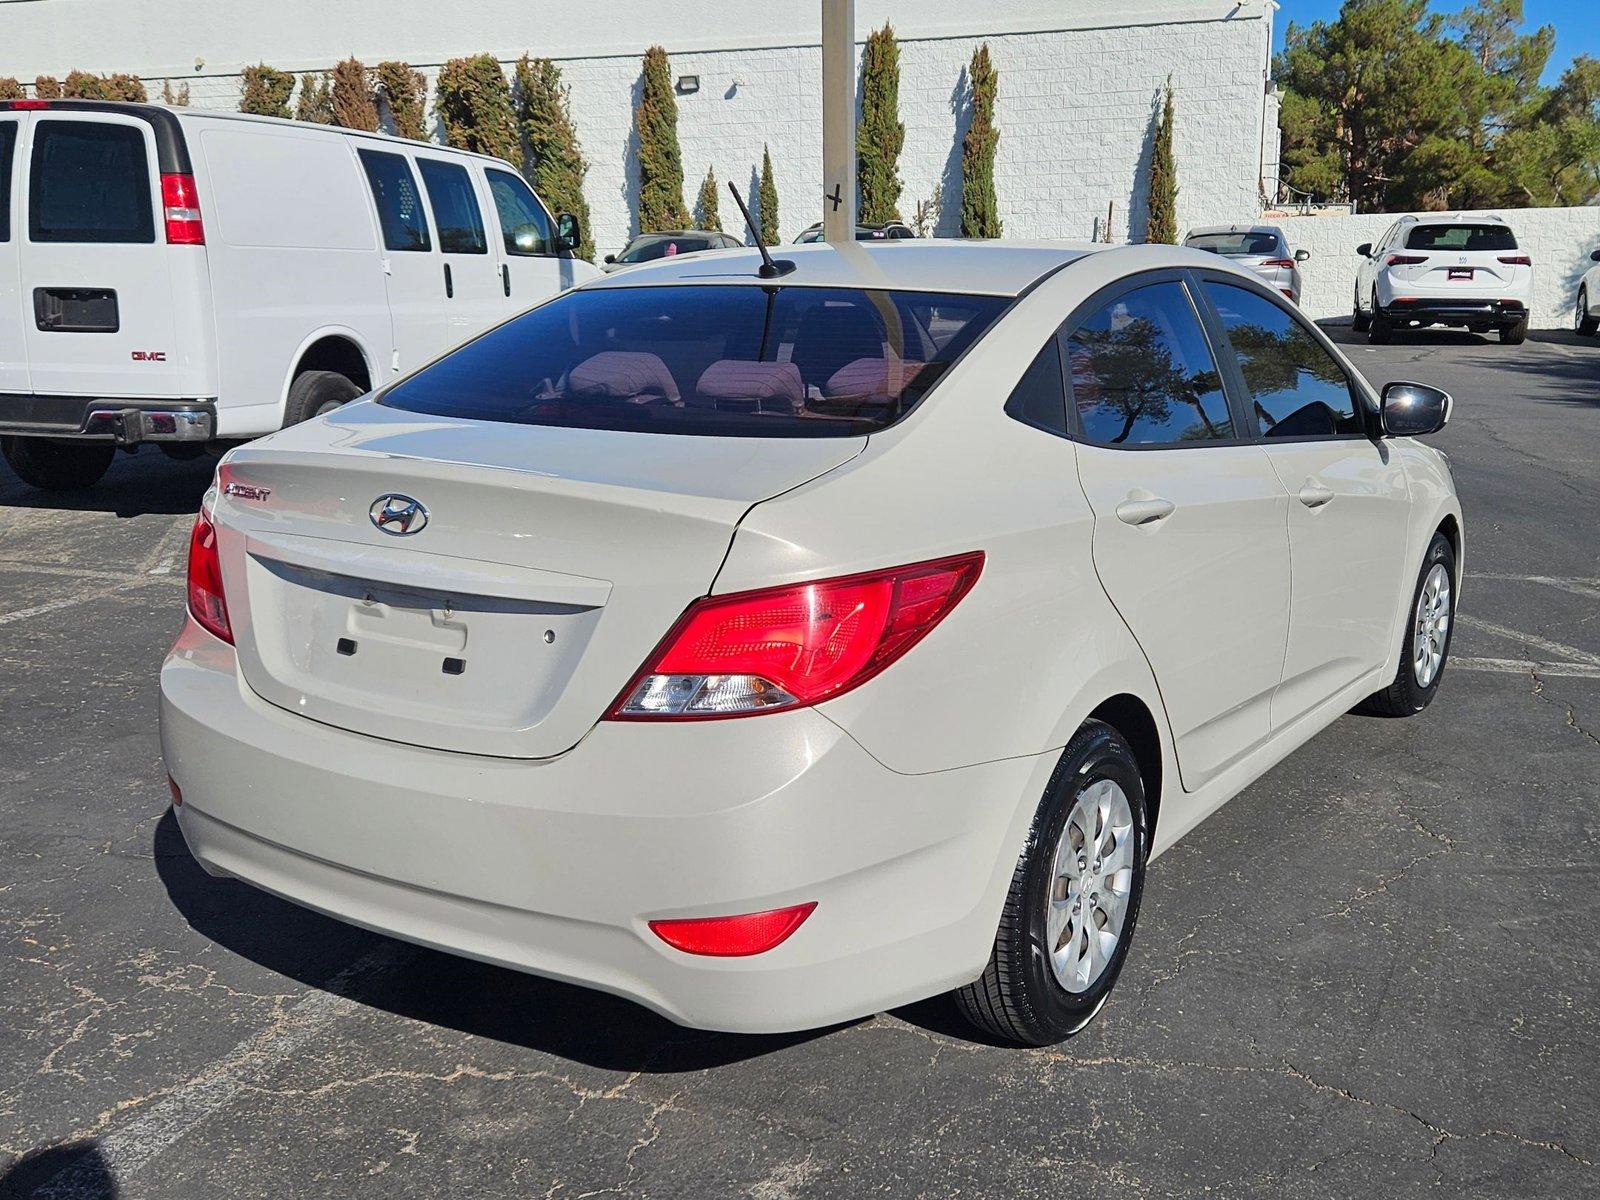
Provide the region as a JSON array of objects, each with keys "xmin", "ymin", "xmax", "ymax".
[{"xmin": 1276, "ymin": 207, "xmax": 1600, "ymax": 329}]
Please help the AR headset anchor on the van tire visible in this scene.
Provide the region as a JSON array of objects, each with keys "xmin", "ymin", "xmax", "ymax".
[
  {"xmin": 1, "ymin": 437, "xmax": 117, "ymax": 491},
  {"xmin": 283, "ymin": 370, "xmax": 362, "ymax": 427}
]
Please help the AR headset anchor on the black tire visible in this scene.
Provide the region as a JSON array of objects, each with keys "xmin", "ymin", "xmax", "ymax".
[
  {"xmin": 1351, "ymin": 286, "xmax": 1371, "ymax": 333},
  {"xmin": 1499, "ymin": 318, "xmax": 1528, "ymax": 345},
  {"xmin": 0, "ymin": 436, "xmax": 116, "ymax": 491},
  {"xmin": 1368, "ymin": 295, "xmax": 1392, "ymax": 344},
  {"xmin": 955, "ymin": 719, "xmax": 1149, "ymax": 1046},
  {"xmin": 1357, "ymin": 531, "xmax": 1456, "ymax": 718},
  {"xmin": 282, "ymin": 369, "xmax": 362, "ymax": 427},
  {"xmin": 1575, "ymin": 289, "xmax": 1597, "ymax": 336}
]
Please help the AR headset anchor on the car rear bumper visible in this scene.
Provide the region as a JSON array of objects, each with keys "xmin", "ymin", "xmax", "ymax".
[
  {"xmin": 1383, "ymin": 297, "xmax": 1527, "ymax": 325},
  {"xmin": 159, "ymin": 619, "xmax": 1043, "ymax": 1033},
  {"xmin": 0, "ymin": 393, "xmax": 215, "ymax": 443}
]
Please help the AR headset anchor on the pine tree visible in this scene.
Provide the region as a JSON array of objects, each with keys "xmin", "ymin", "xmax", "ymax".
[
  {"xmin": 694, "ymin": 168, "xmax": 722, "ymax": 232},
  {"xmin": 34, "ymin": 76, "xmax": 62, "ymax": 100},
  {"xmin": 161, "ymin": 79, "xmax": 191, "ymax": 106},
  {"xmin": 636, "ymin": 46, "xmax": 688, "ymax": 232},
  {"xmin": 435, "ymin": 55, "xmax": 519, "ymax": 162},
  {"xmin": 1145, "ymin": 79, "xmax": 1178, "ymax": 244},
  {"xmin": 960, "ymin": 45, "xmax": 1002, "ymax": 238},
  {"xmin": 758, "ymin": 145, "xmax": 780, "ymax": 246},
  {"xmin": 330, "ymin": 58, "xmax": 378, "ymax": 132},
  {"xmin": 239, "ymin": 65, "xmax": 294, "ymax": 118},
  {"xmin": 857, "ymin": 23, "xmax": 905, "ymax": 223},
  {"xmin": 296, "ymin": 73, "xmax": 334, "ymax": 124},
  {"xmin": 375, "ymin": 62, "xmax": 427, "ymax": 140},
  {"xmin": 514, "ymin": 56, "xmax": 595, "ymax": 260}
]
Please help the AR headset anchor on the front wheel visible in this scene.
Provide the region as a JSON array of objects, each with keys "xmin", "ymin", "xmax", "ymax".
[
  {"xmin": 1, "ymin": 436, "xmax": 116, "ymax": 491},
  {"xmin": 1357, "ymin": 532, "xmax": 1456, "ymax": 717},
  {"xmin": 955, "ymin": 720, "xmax": 1149, "ymax": 1046},
  {"xmin": 1576, "ymin": 288, "xmax": 1597, "ymax": 336}
]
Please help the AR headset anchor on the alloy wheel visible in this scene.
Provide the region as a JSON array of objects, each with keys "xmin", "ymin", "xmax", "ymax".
[
  {"xmin": 1412, "ymin": 562, "xmax": 1452, "ymax": 689},
  {"xmin": 1046, "ymin": 779, "xmax": 1136, "ymax": 993}
]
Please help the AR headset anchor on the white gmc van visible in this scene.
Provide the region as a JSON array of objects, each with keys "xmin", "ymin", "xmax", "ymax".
[{"xmin": 0, "ymin": 99, "xmax": 599, "ymax": 489}]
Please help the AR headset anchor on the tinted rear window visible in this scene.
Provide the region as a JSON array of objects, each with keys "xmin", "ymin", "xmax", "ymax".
[
  {"xmin": 1184, "ymin": 231, "xmax": 1281, "ymax": 256},
  {"xmin": 359, "ymin": 149, "xmax": 430, "ymax": 252},
  {"xmin": 1405, "ymin": 224, "xmax": 1517, "ymax": 251},
  {"xmin": 416, "ymin": 159, "xmax": 486, "ymax": 255},
  {"xmin": 381, "ymin": 284, "xmax": 1009, "ymax": 437},
  {"xmin": 618, "ymin": 234, "xmax": 719, "ymax": 262},
  {"xmin": 0, "ymin": 121, "xmax": 15, "ymax": 241},
  {"xmin": 29, "ymin": 121, "xmax": 154, "ymax": 244}
]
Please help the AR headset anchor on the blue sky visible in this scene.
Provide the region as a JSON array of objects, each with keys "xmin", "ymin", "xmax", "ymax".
[{"xmin": 1274, "ymin": 0, "xmax": 1599, "ymax": 83}]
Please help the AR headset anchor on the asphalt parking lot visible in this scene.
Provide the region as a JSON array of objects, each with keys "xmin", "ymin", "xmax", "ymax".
[{"xmin": 2, "ymin": 328, "xmax": 1597, "ymax": 1199}]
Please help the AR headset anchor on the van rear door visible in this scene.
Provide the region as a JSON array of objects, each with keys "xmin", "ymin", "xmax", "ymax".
[
  {"xmin": 0, "ymin": 114, "xmax": 27, "ymax": 394},
  {"xmin": 19, "ymin": 111, "xmax": 186, "ymax": 398}
]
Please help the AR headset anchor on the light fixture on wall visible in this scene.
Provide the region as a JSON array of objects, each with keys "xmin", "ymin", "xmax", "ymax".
[
  {"xmin": 676, "ymin": 74, "xmax": 700, "ymax": 95},
  {"xmin": 194, "ymin": 56, "xmax": 205, "ymax": 72}
]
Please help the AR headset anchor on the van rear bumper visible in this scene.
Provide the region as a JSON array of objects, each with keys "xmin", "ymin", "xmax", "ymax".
[{"xmin": 0, "ymin": 394, "xmax": 216, "ymax": 443}]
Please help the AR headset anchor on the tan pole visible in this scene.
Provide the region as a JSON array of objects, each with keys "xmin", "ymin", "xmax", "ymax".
[{"xmin": 821, "ymin": 0, "xmax": 857, "ymax": 244}]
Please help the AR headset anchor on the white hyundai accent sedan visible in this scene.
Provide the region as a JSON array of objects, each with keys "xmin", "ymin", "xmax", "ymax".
[{"xmin": 160, "ymin": 240, "xmax": 1462, "ymax": 1045}]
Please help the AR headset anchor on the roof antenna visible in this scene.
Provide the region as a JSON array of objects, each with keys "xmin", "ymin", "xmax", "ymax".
[{"xmin": 728, "ymin": 182, "xmax": 795, "ymax": 279}]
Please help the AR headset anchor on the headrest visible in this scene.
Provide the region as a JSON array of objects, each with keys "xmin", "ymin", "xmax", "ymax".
[
  {"xmin": 568, "ymin": 351, "xmax": 680, "ymax": 403},
  {"xmin": 695, "ymin": 361, "xmax": 805, "ymax": 413},
  {"xmin": 823, "ymin": 357, "xmax": 927, "ymax": 400}
]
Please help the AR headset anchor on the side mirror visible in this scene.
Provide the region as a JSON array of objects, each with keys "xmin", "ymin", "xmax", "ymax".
[
  {"xmin": 603, "ymin": 253, "xmax": 617, "ymax": 264},
  {"xmin": 1356, "ymin": 242, "xmax": 1373, "ymax": 258},
  {"xmin": 1381, "ymin": 381, "xmax": 1452, "ymax": 438},
  {"xmin": 1294, "ymin": 248, "xmax": 1311, "ymax": 262},
  {"xmin": 1591, "ymin": 249, "xmax": 1600, "ymax": 262},
  {"xmin": 555, "ymin": 212, "xmax": 582, "ymax": 253}
]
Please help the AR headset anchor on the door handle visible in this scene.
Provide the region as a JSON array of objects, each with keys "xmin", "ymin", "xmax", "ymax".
[
  {"xmin": 443, "ymin": 263, "xmax": 454, "ymax": 299},
  {"xmin": 1298, "ymin": 482, "xmax": 1335, "ymax": 509},
  {"xmin": 1115, "ymin": 494, "xmax": 1176, "ymax": 526},
  {"xmin": 501, "ymin": 263, "xmax": 511, "ymax": 297}
]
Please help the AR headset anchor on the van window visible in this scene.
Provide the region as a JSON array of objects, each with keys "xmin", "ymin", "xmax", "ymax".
[
  {"xmin": 29, "ymin": 121, "xmax": 155, "ymax": 244},
  {"xmin": 416, "ymin": 159, "xmax": 486, "ymax": 255},
  {"xmin": 359, "ymin": 149, "xmax": 430, "ymax": 252},
  {"xmin": 0, "ymin": 122, "xmax": 16, "ymax": 241},
  {"xmin": 485, "ymin": 168, "xmax": 552, "ymax": 256}
]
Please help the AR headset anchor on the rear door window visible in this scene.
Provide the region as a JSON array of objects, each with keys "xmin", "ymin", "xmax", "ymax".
[
  {"xmin": 1405, "ymin": 224, "xmax": 1517, "ymax": 252},
  {"xmin": 29, "ymin": 120, "xmax": 155, "ymax": 244},
  {"xmin": 358, "ymin": 149, "xmax": 431, "ymax": 252},
  {"xmin": 1202, "ymin": 281, "xmax": 1362, "ymax": 438},
  {"xmin": 0, "ymin": 121, "xmax": 16, "ymax": 241},
  {"xmin": 416, "ymin": 159, "xmax": 487, "ymax": 255},
  {"xmin": 484, "ymin": 168, "xmax": 552, "ymax": 256},
  {"xmin": 1066, "ymin": 281, "xmax": 1234, "ymax": 446}
]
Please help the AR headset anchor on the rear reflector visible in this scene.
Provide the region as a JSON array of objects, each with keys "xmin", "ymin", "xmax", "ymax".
[
  {"xmin": 161, "ymin": 173, "xmax": 205, "ymax": 245},
  {"xmin": 167, "ymin": 775, "xmax": 183, "ymax": 807},
  {"xmin": 186, "ymin": 509, "xmax": 233, "ymax": 643},
  {"xmin": 649, "ymin": 902, "xmax": 817, "ymax": 956},
  {"xmin": 1497, "ymin": 255, "xmax": 1532, "ymax": 266},
  {"xmin": 610, "ymin": 552, "xmax": 984, "ymax": 719}
]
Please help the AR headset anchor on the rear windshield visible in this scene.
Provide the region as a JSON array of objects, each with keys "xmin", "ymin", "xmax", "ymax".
[
  {"xmin": 1184, "ymin": 231, "xmax": 1281, "ymax": 257},
  {"xmin": 29, "ymin": 120, "xmax": 154, "ymax": 244},
  {"xmin": 618, "ymin": 234, "xmax": 721, "ymax": 263},
  {"xmin": 381, "ymin": 284, "xmax": 1009, "ymax": 437},
  {"xmin": 1405, "ymin": 224, "xmax": 1517, "ymax": 251}
]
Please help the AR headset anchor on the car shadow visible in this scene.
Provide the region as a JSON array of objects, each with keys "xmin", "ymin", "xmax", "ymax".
[
  {"xmin": 152, "ymin": 810, "xmax": 849, "ymax": 1071},
  {"xmin": 0, "ymin": 1140, "xmax": 115, "ymax": 1200},
  {"xmin": 0, "ymin": 446, "xmax": 217, "ymax": 518}
]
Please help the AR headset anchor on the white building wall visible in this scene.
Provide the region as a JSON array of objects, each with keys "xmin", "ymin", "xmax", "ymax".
[
  {"xmin": 1279, "ymin": 207, "xmax": 1600, "ymax": 329},
  {"xmin": 1, "ymin": 0, "xmax": 1274, "ymax": 256}
]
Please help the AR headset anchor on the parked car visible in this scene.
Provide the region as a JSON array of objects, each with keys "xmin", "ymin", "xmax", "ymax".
[
  {"xmin": 1574, "ymin": 248, "xmax": 1600, "ymax": 336},
  {"xmin": 1353, "ymin": 214, "xmax": 1531, "ymax": 344},
  {"xmin": 0, "ymin": 99, "xmax": 597, "ymax": 491},
  {"xmin": 602, "ymin": 230, "xmax": 745, "ymax": 272},
  {"xmin": 793, "ymin": 220, "xmax": 914, "ymax": 243},
  {"xmin": 161, "ymin": 240, "xmax": 1462, "ymax": 1046},
  {"xmin": 1181, "ymin": 224, "xmax": 1308, "ymax": 303}
]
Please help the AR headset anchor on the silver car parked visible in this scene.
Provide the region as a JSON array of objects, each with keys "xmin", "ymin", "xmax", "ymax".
[{"xmin": 1183, "ymin": 224, "xmax": 1309, "ymax": 304}]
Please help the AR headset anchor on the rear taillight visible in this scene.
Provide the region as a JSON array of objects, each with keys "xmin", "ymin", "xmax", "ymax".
[
  {"xmin": 1497, "ymin": 254, "xmax": 1532, "ymax": 266},
  {"xmin": 649, "ymin": 903, "xmax": 817, "ymax": 956},
  {"xmin": 1262, "ymin": 258, "xmax": 1295, "ymax": 269},
  {"xmin": 1386, "ymin": 254, "xmax": 1428, "ymax": 266},
  {"xmin": 186, "ymin": 510, "xmax": 232, "ymax": 643},
  {"xmin": 161, "ymin": 173, "xmax": 205, "ymax": 245},
  {"xmin": 610, "ymin": 552, "xmax": 984, "ymax": 719},
  {"xmin": 9, "ymin": 99, "xmax": 51, "ymax": 110}
]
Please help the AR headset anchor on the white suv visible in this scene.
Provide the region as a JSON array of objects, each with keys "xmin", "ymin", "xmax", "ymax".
[{"xmin": 1353, "ymin": 214, "xmax": 1532, "ymax": 344}]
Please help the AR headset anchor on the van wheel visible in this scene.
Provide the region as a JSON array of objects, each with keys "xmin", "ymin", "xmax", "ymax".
[
  {"xmin": 1351, "ymin": 286, "xmax": 1371, "ymax": 333},
  {"xmin": 1, "ymin": 437, "xmax": 117, "ymax": 491},
  {"xmin": 283, "ymin": 370, "xmax": 362, "ymax": 426},
  {"xmin": 954, "ymin": 719, "xmax": 1148, "ymax": 1046},
  {"xmin": 1357, "ymin": 532, "xmax": 1455, "ymax": 717}
]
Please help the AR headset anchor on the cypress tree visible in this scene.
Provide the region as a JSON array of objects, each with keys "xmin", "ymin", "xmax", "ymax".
[
  {"xmin": 636, "ymin": 46, "xmax": 688, "ymax": 232},
  {"xmin": 1145, "ymin": 79, "xmax": 1179, "ymax": 244},
  {"xmin": 515, "ymin": 56, "xmax": 595, "ymax": 260},
  {"xmin": 758, "ymin": 145, "xmax": 780, "ymax": 246},
  {"xmin": 295, "ymin": 73, "xmax": 334, "ymax": 124},
  {"xmin": 161, "ymin": 79, "xmax": 190, "ymax": 106},
  {"xmin": 375, "ymin": 62, "xmax": 427, "ymax": 140},
  {"xmin": 960, "ymin": 45, "xmax": 1002, "ymax": 238},
  {"xmin": 694, "ymin": 168, "xmax": 722, "ymax": 233},
  {"xmin": 436, "ymin": 55, "xmax": 519, "ymax": 163},
  {"xmin": 63, "ymin": 71, "xmax": 107, "ymax": 99},
  {"xmin": 330, "ymin": 58, "xmax": 378, "ymax": 132},
  {"xmin": 240, "ymin": 65, "xmax": 294, "ymax": 118},
  {"xmin": 0, "ymin": 78, "xmax": 24, "ymax": 100},
  {"xmin": 857, "ymin": 23, "xmax": 905, "ymax": 223},
  {"xmin": 34, "ymin": 77, "xmax": 63, "ymax": 100}
]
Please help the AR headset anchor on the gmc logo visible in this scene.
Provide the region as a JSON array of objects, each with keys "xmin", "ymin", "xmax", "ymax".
[{"xmin": 131, "ymin": 351, "xmax": 167, "ymax": 362}]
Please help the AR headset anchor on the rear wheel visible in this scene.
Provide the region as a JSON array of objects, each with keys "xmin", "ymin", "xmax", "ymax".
[
  {"xmin": 1351, "ymin": 285, "xmax": 1371, "ymax": 332},
  {"xmin": 1358, "ymin": 532, "xmax": 1455, "ymax": 717},
  {"xmin": 1576, "ymin": 288, "xmax": 1597, "ymax": 336},
  {"xmin": 1368, "ymin": 292, "xmax": 1392, "ymax": 344},
  {"xmin": 954, "ymin": 719, "xmax": 1148, "ymax": 1046},
  {"xmin": 0, "ymin": 436, "xmax": 116, "ymax": 491},
  {"xmin": 282, "ymin": 369, "xmax": 362, "ymax": 427},
  {"xmin": 1500, "ymin": 317, "xmax": 1528, "ymax": 345}
]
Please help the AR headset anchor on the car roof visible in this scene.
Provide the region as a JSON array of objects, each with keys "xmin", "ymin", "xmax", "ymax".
[{"xmin": 583, "ymin": 239, "xmax": 1127, "ymax": 297}]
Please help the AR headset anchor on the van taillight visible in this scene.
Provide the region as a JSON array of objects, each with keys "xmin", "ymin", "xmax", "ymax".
[
  {"xmin": 161, "ymin": 173, "xmax": 205, "ymax": 245},
  {"xmin": 9, "ymin": 99, "xmax": 51, "ymax": 110},
  {"xmin": 186, "ymin": 510, "xmax": 232, "ymax": 643}
]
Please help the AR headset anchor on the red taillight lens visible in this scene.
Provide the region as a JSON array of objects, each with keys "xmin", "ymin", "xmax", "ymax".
[
  {"xmin": 610, "ymin": 552, "xmax": 984, "ymax": 719},
  {"xmin": 9, "ymin": 99, "xmax": 51, "ymax": 110},
  {"xmin": 161, "ymin": 173, "xmax": 205, "ymax": 245},
  {"xmin": 649, "ymin": 902, "xmax": 817, "ymax": 956},
  {"xmin": 1386, "ymin": 254, "xmax": 1427, "ymax": 266},
  {"xmin": 167, "ymin": 775, "xmax": 183, "ymax": 807},
  {"xmin": 1261, "ymin": 258, "xmax": 1295, "ymax": 269},
  {"xmin": 1497, "ymin": 254, "xmax": 1532, "ymax": 266},
  {"xmin": 186, "ymin": 510, "xmax": 232, "ymax": 643}
]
